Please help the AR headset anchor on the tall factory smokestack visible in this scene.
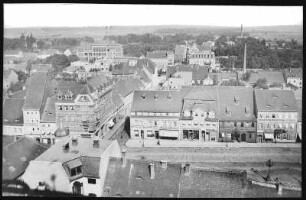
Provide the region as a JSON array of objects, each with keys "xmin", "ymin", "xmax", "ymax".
[{"xmin": 243, "ymin": 42, "xmax": 247, "ymax": 74}]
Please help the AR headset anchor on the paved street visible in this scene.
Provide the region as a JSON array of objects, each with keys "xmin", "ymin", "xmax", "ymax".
[{"xmin": 125, "ymin": 146, "xmax": 301, "ymax": 164}]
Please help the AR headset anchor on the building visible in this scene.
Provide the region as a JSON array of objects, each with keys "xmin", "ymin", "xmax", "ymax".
[
  {"xmin": 254, "ymin": 89, "xmax": 299, "ymax": 143},
  {"xmin": 130, "ymin": 90, "xmax": 183, "ymax": 140},
  {"xmin": 2, "ymin": 137, "xmax": 48, "ymax": 181},
  {"xmin": 296, "ymin": 99, "xmax": 302, "ymax": 141},
  {"xmin": 22, "ymin": 137, "xmax": 121, "ymax": 197},
  {"xmin": 22, "ymin": 72, "xmax": 49, "ymax": 138},
  {"xmin": 248, "ymin": 71, "xmax": 286, "ymax": 88},
  {"xmin": 77, "ymin": 42, "xmax": 123, "ymax": 62},
  {"xmin": 147, "ymin": 51, "xmax": 173, "ymax": 71},
  {"xmin": 163, "ymin": 71, "xmax": 193, "ymax": 90},
  {"xmin": 284, "ymin": 68, "xmax": 302, "ymax": 89},
  {"xmin": 174, "ymin": 44, "xmax": 187, "ymax": 64},
  {"xmin": 180, "ymin": 87, "xmax": 219, "ymax": 142},
  {"xmin": 3, "ymin": 69, "xmax": 18, "ymax": 89},
  {"xmin": 188, "ymin": 44, "xmax": 216, "ymax": 69},
  {"xmin": 3, "ymin": 91, "xmax": 26, "ymax": 137},
  {"xmin": 218, "ymin": 87, "xmax": 257, "ymax": 143},
  {"xmin": 39, "ymin": 95, "xmax": 57, "ymax": 145},
  {"xmin": 112, "ymin": 78, "xmax": 145, "ymax": 115},
  {"xmin": 103, "ymin": 157, "xmax": 181, "ymax": 197},
  {"xmin": 30, "ymin": 64, "xmax": 53, "ymax": 75}
]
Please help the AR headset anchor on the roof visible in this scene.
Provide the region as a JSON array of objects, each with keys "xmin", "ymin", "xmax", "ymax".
[
  {"xmin": 179, "ymin": 169, "xmax": 245, "ymax": 198},
  {"xmin": 136, "ymin": 58, "xmax": 157, "ymax": 74},
  {"xmin": 88, "ymin": 74, "xmax": 115, "ymax": 90},
  {"xmin": 167, "ymin": 65, "xmax": 210, "ymax": 81},
  {"xmin": 41, "ymin": 96, "xmax": 56, "ymax": 123},
  {"xmin": 3, "ymin": 98, "xmax": 25, "ymax": 125},
  {"xmin": 184, "ymin": 86, "xmax": 218, "ymax": 101},
  {"xmin": 113, "ymin": 78, "xmax": 144, "ymax": 98},
  {"xmin": 35, "ymin": 136, "xmax": 115, "ymax": 163},
  {"xmin": 2, "ymin": 137, "xmax": 48, "ymax": 180},
  {"xmin": 23, "ymin": 72, "xmax": 48, "ymax": 110},
  {"xmin": 147, "ymin": 51, "xmax": 167, "ymax": 59},
  {"xmin": 218, "ymin": 87, "xmax": 255, "ymax": 121},
  {"xmin": 103, "ymin": 157, "xmax": 181, "ymax": 197},
  {"xmin": 248, "ymin": 71, "xmax": 285, "ymax": 85},
  {"xmin": 255, "ymin": 89, "xmax": 298, "ymax": 112},
  {"xmin": 284, "ymin": 68, "xmax": 303, "ymax": 79},
  {"xmin": 56, "ymin": 81, "xmax": 91, "ymax": 102},
  {"xmin": 131, "ymin": 90, "xmax": 183, "ymax": 113},
  {"xmin": 31, "ymin": 64, "xmax": 53, "ymax": 73},
  {"xmin": 112, "ymin": 90, "xmax": 124, "ymax": 109},
  {"xmin": 112, "ymin": 62, "xmax": 137, "ymax": 75}
]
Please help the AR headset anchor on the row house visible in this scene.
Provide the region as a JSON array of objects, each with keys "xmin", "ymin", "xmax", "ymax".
[
  {"xmin": 130, "ymin": 91, "xmax": 183, "ymax": 140},
  {"xmin": 180, "ymin": 87, "xmax": 219, "ymax": 142},
  {"xmin": 255, "ymin": 89, "xmax": 299, "ymax": 143},
  {"xmin": 218, "ymin": 87, "xmax": 257, "ymax": 143},
  {"xmin": 22, "ymin": 137, "xmax": 121, "ymax": 197},
  {"xmin": 284, "ymin": 68, "xmax": 302, "ymax": 90}
]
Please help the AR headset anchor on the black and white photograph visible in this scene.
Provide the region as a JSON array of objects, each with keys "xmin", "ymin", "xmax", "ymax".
[{"xmin": 2, "ymin": 3, "xmax": 303, "ymax": 197}]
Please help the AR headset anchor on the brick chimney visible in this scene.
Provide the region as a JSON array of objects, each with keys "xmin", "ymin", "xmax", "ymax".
[
  {"xmin": 121, "ymin": 149, "xmax": 127, "ymax": 167},
  {"xmin": 93, "ymin": 137, "xmax": 99, "ymax": 148},
  {"xmin": 71, "ymin": 136, "xmax": 78, "ymax": 146},
  {"xmin": 161, "ymin": 160, "xmax": 168, "ymax": 169},
  {"xmin": 149, "ymin": 163, "xmax": 155, "ymax": 179},
  {"xmin": 184, "ymin": 163, "xmax": 190, "ymax": 176}
]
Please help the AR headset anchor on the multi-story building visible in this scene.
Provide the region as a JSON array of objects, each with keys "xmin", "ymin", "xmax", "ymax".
[
  {"xmin": 284, "ymin": 68, "xmax": 302, "ymax": 89},
  {"xmin": 180, "ymin": 87, "xmax": 219, "ymax": 142},
  {"xmin": 147, "ymin": 51, "xmax": 173, "ymax": 71},
  {"xmin": 77, "ymin": 42, "xmax": 123, "ymax": 62},
  {"xmin": 174, "ymin": 44, "xmax": 187, "ymax": 64},
  {"xmin": 188, "ymin": 44, "xmax": 216, "ymax": 68},
  {"xmin": 22, "ymin": 72, "xmax": 49, "ymax": 138},
  {"xmin": 22, "ymin": 137, "xmax": 121, "ymax": 197},
  {"xmin": 130, "ymin": 90, "xmax": 183, "ymax": 140},
  {"xmin": 218, "ymin": 87, "xmax": 257, "ymax": 143},
  {"xmin": 255, "ymin": 89, "xmax": 299, "ymax": 143}
]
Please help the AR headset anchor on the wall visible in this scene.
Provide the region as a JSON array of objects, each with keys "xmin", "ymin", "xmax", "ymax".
[
  {"xmin": 3, "ymin": 125, "xmax": 24, "ymax": 136},
  {"xmin": 69, "ymin": 177, "xmax": 101, "ymax": 197}
]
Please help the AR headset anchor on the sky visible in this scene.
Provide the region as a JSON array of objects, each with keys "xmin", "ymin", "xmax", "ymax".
[{"xmin": 4, "ymin": 4, "xmax": 303, "ymax": 28}]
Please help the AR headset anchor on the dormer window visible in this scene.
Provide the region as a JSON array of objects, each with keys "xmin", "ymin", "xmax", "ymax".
[
  {"xmin": 70, "ymin": 166, "xmax": 82, "ymax": 177},
  {"xmin": 184, "ymin": 109, "xmax": 191, "ymax": 117}
]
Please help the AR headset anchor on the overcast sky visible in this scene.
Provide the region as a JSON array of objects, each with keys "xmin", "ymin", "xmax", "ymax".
[{"xmin": 4, "ymin": 4, "xmax": 303, "ymax": 28}]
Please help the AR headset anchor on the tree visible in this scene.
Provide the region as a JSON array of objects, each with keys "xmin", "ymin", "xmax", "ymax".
[
  {"xmin": 37, "ymin": 40, "xmax": 45, "ymax": 49},
  {"xmin": 14, "ymin": 70, "xmax": 28, "ymax": 82},
  {"xmin": 242, "ymin": 71, "xmax": 251, "ymax": 81},
  {"xmin": 254, "ymin": 78, "xmax": 268, "ymax": 89},
  {"xmin": 43, "ymin": 54, "xmax": 70, "ymax": 73},
  {"xmin": 68, "ymin": 54, "xmax": 80, "ymax": 63}
]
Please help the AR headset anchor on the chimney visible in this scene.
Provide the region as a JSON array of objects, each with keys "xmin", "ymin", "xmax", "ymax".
[
  {"xmin": 243, "ymin": 42, "xmax": 247, "ymax": 74},
  {"xmin": 149, "ymin": 163, "xmax": 155, "ymax": 179},
  {"xmin": 62, "ymin": 142, "xmax": 69, "ymax": 152},
  {"xmin": 161, "ymin": 160, "xmax": 168, "ymax": 169},
  {"xmin": 93, "ymin": 137, "xmax": 99, "ymax": 148},
  {"xmin": 184, "ymin": 163, "xmax": 190, "ymax": 176},
  {"xmin": 71, "ymin": 136, "xmax": 78, "ymax": 146},
  {"xmin": 121, "ymin": 149, "xmax": 127, "ymax": 167}
]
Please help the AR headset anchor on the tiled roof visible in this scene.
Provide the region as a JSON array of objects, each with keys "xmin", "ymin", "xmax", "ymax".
[
  {"xmin": 184, "ymin": 86, "xmax": 218, "ymax": 101},
  {"xmin": 136, "ymin": 58, "xmax": 156, "ymax": 74},
  {"xmin": 112, "ymin": 90, "xmax": 124, "ymax": 110},
  {"xmin": 112, "ymin": 62, "xmax": 137, "ymax": 75},
  {"xmin": 137, "ymin": 69, "xmax": 151, "ymax": 83},
  {"xmin": 35, "ymin": 136, "xmax": 114, "ymax": 163},
  {"xmin": 167, "ymin": 65, "xmax": 209, "ymax": 81},
  {"xmin": 3, "ymin": 98, "xmax": 25, "ymax": 125},
  {"xmin": 103, "ymin": 157, "xmax": 181, "ymax": 197},
  {"xmin": 41, "ymin": 96, "xmax": 56, "ymax": 123},
  {"xmin": 113, "ymin": 78, "xmax": 144, "ymax": 98},
  {"xmin": 56, "ymin": 81, "xmax": 90, "ymax": 102},
  {"xmin": 2, "ymin": 137, "xmax": 48, "ymax": 180},
  {"xmin": 23, "ymin": 72, "xmax": 48, "ymax": 110},
  {"xmin": 131, "ymin": 90, "xmax": 183, "ymax": 113},
  {"xmin": 10, "ymin": 89, "xmax": 27, "ymax": 99},
  {"xmin": 80, "ymin": 156, "xmax": 101, "ymax": 178},
  {"xmin": 218, "ymin": 87, "xmax": 255, "ymax": 121},
  {"xmin": 179, "ymin": 169, "xmax": 245, "ymax": 198},
  {"xmin": 255, "ymin": 89, "xmax": 298, "ymax": 112},
  {"xmin": 248, "ymin": 71, "xmax": 285, "ymax": 85},
  {"xmin": 147, "ymin": 52, "xmax": 167, "ymax": 59},
  {"xmin": 88, "ymin": 75, "xmax": 114, "ymax": 90}
]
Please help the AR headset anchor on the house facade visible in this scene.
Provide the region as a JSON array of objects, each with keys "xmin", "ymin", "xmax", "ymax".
[
  {"xmin": 3, "ymin": 69, "xmax": 18, "ymax": 89},
  {"xmin": 284, "ymin": 68, "xmax": 302, "ymax": 89},
  {"xmin": 255, "ymin": 90, "xmax": 299, "ymax": 143},
  {"xmin": 188, "ymin": 44, "xmax": 216, "ymax": 68}
]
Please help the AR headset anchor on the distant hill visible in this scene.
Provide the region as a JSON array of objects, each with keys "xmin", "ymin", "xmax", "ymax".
[{"xmin": 4, "ymin": 25, "xmax": 302, "ymax": 43}]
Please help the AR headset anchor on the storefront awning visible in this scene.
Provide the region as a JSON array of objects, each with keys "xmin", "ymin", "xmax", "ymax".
[
  {"xmin": 159, "ymin": 130, "xmax": 179, "ymax": 138},
  {"xmin": 264, "ymin": 133, "xmax": 274, "ymax": 139}
]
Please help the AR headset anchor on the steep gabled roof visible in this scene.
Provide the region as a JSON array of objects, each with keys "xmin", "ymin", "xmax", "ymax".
[
  {"xmin": 3, "ymin": 98, "xmax": 25, "ymax": 125},
  {"xmin": 113, "ymin": 78, "xmax": 144, "ymax": 98}
]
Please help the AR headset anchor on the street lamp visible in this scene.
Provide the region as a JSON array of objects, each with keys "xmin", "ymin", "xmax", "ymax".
[{"xmin": 266, "ymin": 159, "xmax": 273, "ymax": 181}]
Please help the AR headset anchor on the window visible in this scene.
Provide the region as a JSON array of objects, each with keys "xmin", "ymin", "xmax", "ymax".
[
  {"xmin": 195, "ymin": 113, "xmax": 198, "ymax": 117},
  {"xmin": 88, "ymin": 178, "xmax": 96, "ymax": 184},
  {"xmin": 134, "ymin": 130, "xmax": 139, "ymax": 137},
  {"xmin": 241, "ymin": 122, "xmax": 244, "ymax": 127},
  {"xmin": 147, "ymin": 130, "xmax": 154, "ymax": 137},
  {"xmin": 249, "ymin": 134, "xmax": 252, "ymax": 139},
  {"xmin": 251, "ymin": 122, "xmax": 255, "ymax": 127},
  {"xmin": 71, "ymin": 106, "xmax": 74, "ymax": 110},
  {"xmin": 272, "ymin": 114, "xmax": 276, "ymax": 118},
  {"xmin": 59, "ymin": 106, "xmax": 63, "ymax": 110},
  {"xmin": 70, "ymin": 166, "xmax": 82, "ymax": 177}
]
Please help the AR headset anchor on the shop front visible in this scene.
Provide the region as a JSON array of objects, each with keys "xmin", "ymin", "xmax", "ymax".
[{"xmin": 159, "ymin": 129, "xmax": 179, "ymax": 140}]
